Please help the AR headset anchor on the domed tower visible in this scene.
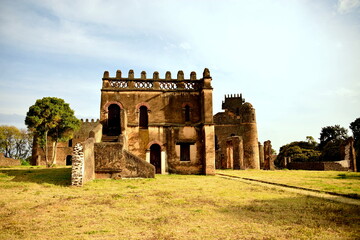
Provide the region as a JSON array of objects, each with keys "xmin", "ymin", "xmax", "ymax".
[{"xmin": 240, "ymin": 102, "xmax": 260, "ymax": 169}]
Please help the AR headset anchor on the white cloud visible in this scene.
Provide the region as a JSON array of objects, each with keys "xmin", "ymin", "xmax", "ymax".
[{"xmin": 337, "ymin": 0, "xmax": 360, "ymax": 13}]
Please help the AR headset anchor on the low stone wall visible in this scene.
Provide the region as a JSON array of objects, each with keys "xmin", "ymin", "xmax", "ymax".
[
  {"xmin": 287, "ymin": 160, "xmax": 350, "ymax": 171},
  {"xmin": 0, "ymin": 153, "xmax": 20, "ymax": 167}
]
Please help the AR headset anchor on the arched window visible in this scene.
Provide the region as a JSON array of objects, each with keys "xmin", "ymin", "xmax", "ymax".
[
  {"xmin": 185, "ymin": 105, "xmax": 191, "ymax": 122},
  {"xmin": 139, "ymin": 106, "xmax": 148, "ymax": 129}
]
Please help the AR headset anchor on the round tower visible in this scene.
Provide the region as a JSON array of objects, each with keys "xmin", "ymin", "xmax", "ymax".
[{"xmin": 240, "ymin": 102, "xmax": 260, "ymax": 169}]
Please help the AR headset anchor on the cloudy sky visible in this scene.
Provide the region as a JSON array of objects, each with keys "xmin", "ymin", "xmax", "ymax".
[{"xmin": 0, "ymin": 0, "xmax": 359, "ymax": 151}]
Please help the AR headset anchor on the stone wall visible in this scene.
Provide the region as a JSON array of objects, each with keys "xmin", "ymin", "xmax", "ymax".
[
  {"xmin": 94, "ymin": 142, "xmax": 155, "ymax": 179},
  {"xmin": 287, "ymin": 160, "xmax": 350, "ymax": 171},
  {"xmin": 71, "ymin": 138, "xmax": 96, "ymax": 186},
  {"xmin": 263, "ymin": 140, "xmax": 274, "ymax": 170},
  {"xmin": 340, "ymin": 137, "xmax": 357, "ymax": 172},
  {"xmin": 32, "ymin": 120, "xmax": 100, "ymax": 166},
  {"xmin": 0, "ymin": 153, "xmax": 20, "ymax": 167},
  {"xmin": 122, "ymin": 150, "xmax": 155, "ymax": 178}
]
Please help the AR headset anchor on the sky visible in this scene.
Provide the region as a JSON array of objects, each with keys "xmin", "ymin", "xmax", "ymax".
[{"xmin": 0, "ymin": 0, "xmax": 359, "ymax": 151}]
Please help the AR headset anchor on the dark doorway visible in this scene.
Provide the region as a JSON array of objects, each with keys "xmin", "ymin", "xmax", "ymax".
[
  {"xmin": 66, "ymin": 155, "xmax": 72, "ymax": 165},
  {"xmin": 139, "ymin": 106, "xmax": 148, "ymax": 129},
  {"xmin": 108, "ymin": 104, "xmax": 121, "ymax": 136},
  {"xmin": 150, "ymin": 144, "xmax": 161, "ymax": 174}
]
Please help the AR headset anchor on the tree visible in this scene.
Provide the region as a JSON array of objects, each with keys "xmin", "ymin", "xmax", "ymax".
[
  {"xmin": 350, "ymin": 118, "xmax": 360, "ymax": 170},
  {"xmin": 275, "ymin": 138, "xmax": 321, "ymax": 167},
  {"xmin": 319, "ymin": 125, "xmax": 348, "ymax": 161},
  {"xmin": 319, "ymin": 125, "xmax": 348, "ymax": 150},
  {"xmin": 25, "ymin": 97, "xmax": 81, "ymax": 167},
  {"xmin": 0, "ymin": 125, "xmax": 32, "ymax": 160}
]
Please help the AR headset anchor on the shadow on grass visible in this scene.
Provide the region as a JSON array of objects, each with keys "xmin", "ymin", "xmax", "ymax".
[
  {"xmin": 217, "ymin": 196, "xmax": 360, "ymax": 239},
  {"xmin": 0, "ymin": 167, "xmax": 71, "ymax": 186}
]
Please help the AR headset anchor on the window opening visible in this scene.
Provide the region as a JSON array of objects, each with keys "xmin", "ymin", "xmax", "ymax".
[{"xmin": 139, "ymin": 106, "xmax": 148, "ymax": 129}]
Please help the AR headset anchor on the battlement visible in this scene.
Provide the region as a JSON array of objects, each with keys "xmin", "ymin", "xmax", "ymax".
[
  {"xmin": 102, "ymin": 68, "xmax": 212, "ymax": 91},
  {"xmin": 81, "ymin": 119, "xmax": 100, "ymax": 123},
  {"xmin": 222, "ymin": 93, "xmax": 246, "ymax": 114}
]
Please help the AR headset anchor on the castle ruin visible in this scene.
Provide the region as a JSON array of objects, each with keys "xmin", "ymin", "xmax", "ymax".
[{"xmin": 32, "ymin": 68, "xmax": 262, "ymax": 182}]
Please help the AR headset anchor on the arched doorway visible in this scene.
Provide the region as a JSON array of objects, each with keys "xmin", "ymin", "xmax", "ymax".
[
  {"xmin": 108, "ymin": 104, "xmax": 121, "ymax": 136},
  {"xmin": 66, "ymin": 155, "xmax": 72, "ymax": 165},
  {"xmin": 150, "ymin": 144, "xmax": 161, "ymax": 174}
]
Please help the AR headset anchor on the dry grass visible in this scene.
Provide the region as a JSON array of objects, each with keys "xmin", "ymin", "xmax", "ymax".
[
  {"xmin": 216, "ymin": 169, "xmax": 360, "ymax": 197},
  {"xmin": 0, "ymin": 167, "xmax": 359, "ymax": 240}
]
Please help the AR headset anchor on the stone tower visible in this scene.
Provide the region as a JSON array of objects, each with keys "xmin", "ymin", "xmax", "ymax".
[{"xmin": 214, "ymin": 94, "xmax": 260, "ymax": 169}]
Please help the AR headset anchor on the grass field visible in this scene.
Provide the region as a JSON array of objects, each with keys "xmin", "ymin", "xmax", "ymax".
[
  {"xmin": 0, "ymin": 167, "xmax": 359, "ymax": 240},
  {"xmin": 216, "ymin": 169, "xmax": 360, "ymax": 197}
]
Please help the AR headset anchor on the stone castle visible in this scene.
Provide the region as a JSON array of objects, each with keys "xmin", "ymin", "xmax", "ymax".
[{"xmin": 32, "ymin": 68, "xmax": 266, "ymax": 182}]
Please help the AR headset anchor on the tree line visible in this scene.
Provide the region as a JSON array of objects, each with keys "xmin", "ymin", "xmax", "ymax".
[
  {"xmin": 275, "ymin": 118, "xmax": 360, "ymax": 169},
  {"xmin": 1, "ymin": 97, "xmax": 80, "ymax": 167},
  {"xmin": 0, "ymin": 126, "xmax": 33, "ymax": 164}
]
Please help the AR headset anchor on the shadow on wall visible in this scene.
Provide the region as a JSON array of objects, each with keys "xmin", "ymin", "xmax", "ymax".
[{"xmin": 0, "ymin": 167, "xmax": 71, "ymax": 186}]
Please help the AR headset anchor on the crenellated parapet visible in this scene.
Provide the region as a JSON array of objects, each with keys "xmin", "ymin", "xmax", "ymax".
[{"xmin": 102, "ymin": 69, "xmax": 212, "ymax": 91}]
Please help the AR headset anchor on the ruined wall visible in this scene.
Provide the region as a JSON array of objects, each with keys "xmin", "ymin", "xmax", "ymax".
[
  {"xmin": 33, "ymin": 119, "xmax": 100, "ymax": 166},
  {"xmin": 287, "ymin": 161, "xmax": 350, "ymax": 171},
  {"xmin": 263, "ymin": 140, "xmax": 274, "ymax": 170},
  {"xmin": 94, "ymin": 142, "xmax": 154, "ymax": 178},
  {"xmin": 0, "ymin": 153, "xmax": 20, "ymax": 167},
  {"xmin": 340, "ymin": 137, "xmax": 357, "ymax": 172},
  {"xmin": 71, "ymin": 138, "xmax": 96, "ymax": 186}
]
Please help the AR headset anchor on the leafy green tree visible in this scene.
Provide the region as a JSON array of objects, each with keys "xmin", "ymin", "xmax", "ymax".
[
  {"xmin": 350, "ymin": 118, "xmax": 360, "ymax": 170},
  {"xmin": 0, "ymin": 125, "xmax": 32, "ymax": 160},
  {"xmin": 319, "ymin": 125, "xmax": 348, "ymax": 161},
  {"xmin": 25, "ymin": 97, "xmax": 81, "ymax": 167},
  {"xmin": 275, "ymin": 138, "xmax": 321, "ymax": 167},
  {"xmin": 319, "ymin": 125, "xmax": 348, "ymax": 150}
]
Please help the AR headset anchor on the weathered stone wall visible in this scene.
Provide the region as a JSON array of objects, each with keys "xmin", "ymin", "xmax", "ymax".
[
  {"xmin": 341, "ymin": 137, "xmax": 357, "ymax": 172},
  {"xmin": 0, "ymin": 153, "xmax": 20, "ymax": 167},
  {"xmin": 263, "ymin": 140, "xmax": 274, "ymax": 170},
  {"xmin": 89, "ymin": 123, "xmax": 103, "ymax": 143},
  {"xmin": 33, "ymin": 119, "xmax": 100, "ymax": 166},
  {"xmin": 122, "ymin": 150, "xmax": 155, "ymax": 178},
  {"xmin": 71, "ymin": 143, "xmax": 84, "ymax": 186},
  {"xmin": 71, "ymin": 138, "xmax": 96, "ymax": 186},
  {"xmin": 94, "ymin": 142, "xmax": 155, "ymax": 178},
  {"xmin": 287, "ymin": 161, "xmax": 350, "ymax": 171}
]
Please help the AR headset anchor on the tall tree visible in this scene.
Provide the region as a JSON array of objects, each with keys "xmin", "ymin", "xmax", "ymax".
[
  {"xmin": 25, "ymin": 97, "xmax": 81, "ymax": 167},
  {"xmin": 350, "ymin": 118, "xmax": 360, "ymax": 170},
  {"xmin": 0, "ymin": 126, "xmax": 32, "ymax": 160},
  {"xmin": 319, "ymin": 125, "xmax": 348, "ymax": 161},
  {"xmin": 319, "ymin": 125, "xmax": 348, "ymax": 150}
]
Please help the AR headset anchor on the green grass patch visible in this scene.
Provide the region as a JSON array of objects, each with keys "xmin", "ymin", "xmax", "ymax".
[
  {"xmin": 0, "ymin": 167, "xmax": 359, "ymax": 239},
  {"xmin": 217, "ymin": 169, "xmax": 360, "ymax": 197}
]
